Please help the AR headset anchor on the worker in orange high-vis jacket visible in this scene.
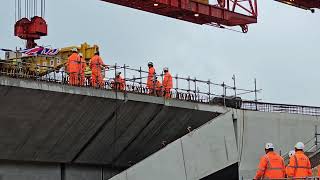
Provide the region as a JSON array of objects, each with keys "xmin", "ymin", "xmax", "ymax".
[
  {"xmin": 162, "ymin": 67, "xmax": 172, "ymax": 99},
  {"xmin": 90, "ymin": 51, "xmax": 106, "ymax": 88},
  {"xmin": 111, "ymin": 72, "xmax": 125, "ymax": 91},
  {"xmin": 286, "ymin": 142, "xmax": 312, "ymax": 178},
  {"xmin": 79, "ymin": 53, "xmax": 86, "ymax": 86},
  {"xmin": 147, "ymin": 62, "xmax": 156, "ymax": 94},
  {"xmin": 286, "ymin": 150, "xmax": 295, "ymax": 176},
  {"xmin": 153, "ymin": 76, "xmax": 162, "ymax": 97},
  {"xmin": 254, "ymin": 143, "xmax": 286, "ymax": 180},
  {"xmin": 67, "ymin": 48, "xmax": 80, "ymax": 86}
]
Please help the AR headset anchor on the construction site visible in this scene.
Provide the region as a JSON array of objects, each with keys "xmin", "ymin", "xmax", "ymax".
[{"xmin": 0, "ymin": 0, "xmax": 320, "ymax": 180}]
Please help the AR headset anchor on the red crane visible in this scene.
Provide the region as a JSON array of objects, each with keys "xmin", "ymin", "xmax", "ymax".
[
  {"xmin": 14, "ymin": 0, "xmax": 48, "ymax": 49},
  {"xmin": 100, "ymin": 0, "xmax": 258, "ymax": 33},
  {"xmin": 275, "ymin": 0, "xmax": 320, "ymax": 13}
]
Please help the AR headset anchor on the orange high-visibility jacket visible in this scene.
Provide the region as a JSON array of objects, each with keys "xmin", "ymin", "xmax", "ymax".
[
  {"xmin": 90, "ymin": 55, "xmax": 105, "ymax": 74},
  {"xmin": 147, "ymin": 67, "xmax": 155, "ymax": 88},
  {"xmin": 155, "ymin": 80, "xmax": 162, "ymax": 90},
  {"xmin": 113, "ymin": 76, "xmax": 125, "ymax": 90},
  {"xmin": 80, "ymin": 57, "xmax": 86, "ymax": 74},
  {"xmin": 163, "ymin": 72, "xmax": 172, "ymax": 89},
  {"xmin": 68, "ymin": 53, "xmax": 80, "ymax": 73},
  {"xmin": 254, "ymin": 151, "xmax": 286, "ymax": 180},
  {"xmin": 286, "ymin": 151, "xmax": 312, "ymax": 178}
]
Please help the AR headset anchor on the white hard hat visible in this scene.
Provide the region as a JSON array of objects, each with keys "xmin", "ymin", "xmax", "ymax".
[
  {"xmin": 79, "ymin": 53, "xmax": 83, "ymax": 57},
  {"xmin": 289, "ymin": 150, "xmax": 295, "ymax": 157},
  {"xmin": 71, "ymin": 48, "xmax": 78, "ymax": 52},
  {"xmin": 295, "ymin": 142, "xmax": 305, "ymax": 150},
  {"xmin": 265, "ymin": 143, "xmax": 274, "ymax": 150},
  {"xmin": 163, "ymin": 67, "xmax": 169, "ymax": 71}
]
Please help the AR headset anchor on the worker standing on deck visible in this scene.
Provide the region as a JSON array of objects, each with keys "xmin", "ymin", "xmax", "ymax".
[
  {"xmin": 254, "ymin": 143, "xmax": 285, "ymax": 180},
  {"xmin": 162, "ymin": 67, "xmax": 172, "ymax": 99},
  {"xmin": 286, "ymin": 142, "xmax": 312, "ymax": 178},
  {"xmin": 147, "ymin": 62, "xmax": 156, "ymax": 94},
  {"xmin": 111, "ymin": 72, "xmax": 125, "ymax": 91},
  {"xmin": 79, "ymin": 53, "xmax": 86, "ymax": 86},
  {"xmin": 67, "ymin": 48, "xmax": 80, "ymax": 86},
  {"xmin": 90, "ymin": 51, "xmax": 106, "ymax": 88},
  {"xmin": 153, "ymin": 76, "xmax": 162, "ymax": 97}
]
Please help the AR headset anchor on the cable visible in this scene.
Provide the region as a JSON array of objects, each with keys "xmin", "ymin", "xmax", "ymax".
[{"xmin": 15, "ymin": 0, "xmax": 17, "ymax": 21}]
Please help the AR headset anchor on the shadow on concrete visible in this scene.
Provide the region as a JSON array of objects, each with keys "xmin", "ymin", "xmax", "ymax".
[{"xmin": 200, "ymin": 163, "xmax": 239, "ymax": 180}]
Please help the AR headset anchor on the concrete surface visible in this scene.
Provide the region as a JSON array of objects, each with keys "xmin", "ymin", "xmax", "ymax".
[
  {"xmin": 0, "ymin": 76, "xmax": 223, "ymax": 167},
  {"xmin": 0, "ymin": 162, "xmax": 119, "ymax": 180},
  {"xmin": 109, "ymin": 111, "xmax": 239, "ymax": 180},
  {"xmin": 233, "ymin": 109, "xmax": 320, "ymax": 179}
]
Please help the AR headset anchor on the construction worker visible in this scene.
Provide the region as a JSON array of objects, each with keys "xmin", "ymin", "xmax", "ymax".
[
  {"xmin": 153, "ymin": 76, "xmax": 162, "ymax": 97},
  {"xmin": 147, "ymin": 62, "xmax": 156, "ymax": 94},
  {"xmin": 254, "ymin": 143, "xmax": 286, "ymax": 180},
  {"xmin": 162, "ymin": 67, "xmax": 172, "ymax": 99},
  {"xmin": 111, "ymin": 72, "xmax": 125, "ymax": 91},
  {"xmin": 67, "ymin": 48, "xmax": 80, "ymax": 86},
  {"xmin": 286, "ymin": 142, "xmax": 312, "ymax": 178},
  {"xmin": 90, "ymin": 51, "xmax": 106, "ymax": 88},
  {"xmin": 79, "ymin": 53, "xmax": 86, "ymax": 86},
  {"xmin": 286, "ymin": 150, "xmax": 296, "ymax": 176}
]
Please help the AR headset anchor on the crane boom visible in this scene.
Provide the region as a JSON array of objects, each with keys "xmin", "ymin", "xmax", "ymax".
[{"xmin": 100, "ymin": 0, "xmax": 258, "ymax": 33}]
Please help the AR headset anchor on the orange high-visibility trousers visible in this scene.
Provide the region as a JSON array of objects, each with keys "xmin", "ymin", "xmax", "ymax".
[
  {"xmin": 69, "ymin": 72, "xmax": 79, "ymax": 86},
  {"xmin": 91, "ymin": 71, "xmax": 104, "ymax": 88}
]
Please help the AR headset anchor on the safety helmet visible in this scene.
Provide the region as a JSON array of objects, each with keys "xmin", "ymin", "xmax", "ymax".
[
  {"xmin": 289, "ymin": 150, "xmax": 295, "ymax": 157},
  {"xmin": 295, "ymin": 142, "xmax": 305, "ymax": 150},
  {"xmin": 163, "ymin": 67, "xmax": 169, "ymax": 72},
  {"xmin": 79, "ymin": 53, "xmax": 83, "ymax": 57},
  {"xmin": 71, "ymin": 48, "xmax": 78, "ymax": 52},
  {"xmin": 148, "ymin": 62, "xmax": 153, "ymax": 66},
  {"xmin": 265, "ymin": 143, "xmax": 274, "ymax": 150}
]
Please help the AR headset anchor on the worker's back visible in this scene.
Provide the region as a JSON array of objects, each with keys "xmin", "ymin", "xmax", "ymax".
[
  {"xmin": 255, "ymin": 151, "xmax": 285, "ymax": 179},
  {"xmin": 287, "ymin": 151, "xmax": 312, "ymax": 178},
  {"xmin": 163, "ymin": 72, "xmax": 172, "ymax": 89},
  {"xmin": 68, "ymin": 53, "xmax": 80, "ymax": 73}
]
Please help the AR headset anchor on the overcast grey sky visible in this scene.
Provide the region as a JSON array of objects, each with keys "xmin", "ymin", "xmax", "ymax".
[{"xmin": 1, "ymin": 0, "xmax": 320, "ymax": 106}]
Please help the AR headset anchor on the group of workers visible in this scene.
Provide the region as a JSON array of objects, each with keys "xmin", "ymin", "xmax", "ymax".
[
  {"xmin": 254, "ymin": 142, "xmax": 320, "ymax": 179},
  {"xmin": 147, "ymin": 62, "xmax": 172, "ymax": 98},
  {"xmin": 67, "ymin": 48, "xmax": 125, "ymax": 90},
  {"xmin": 67, "ymin": 49, "xmax": 173, "ymax": 95}
]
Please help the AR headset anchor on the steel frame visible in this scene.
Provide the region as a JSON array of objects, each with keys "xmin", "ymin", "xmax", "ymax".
[{"xmin": 100, "ymin": 0, "xmax": 258, "ymax": 32}]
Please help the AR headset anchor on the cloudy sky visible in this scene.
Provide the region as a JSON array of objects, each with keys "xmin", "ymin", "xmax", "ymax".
[{"xmin": 1, "ymin": 0, "xmax": 319, "ymax": 106}]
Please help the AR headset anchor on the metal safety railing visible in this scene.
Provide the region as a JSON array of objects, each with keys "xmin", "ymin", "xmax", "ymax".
[
  {"xmin": 0, "ymin": 59, "xmax": 259, "ymax": 103},
  {"xmin": 242, "ymin": 101, "xmax": 320, "ymax": 116},
  {"xmin": 1, "ymin": 58, "xmax": 320, "ymax": 117}
]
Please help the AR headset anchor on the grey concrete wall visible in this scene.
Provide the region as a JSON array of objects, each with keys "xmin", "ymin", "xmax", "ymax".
[
  {"xmin": 109, "ymin": 111, "xmax": 238, "ymax": 180},
  {"xmin": 234, "ymin": 109, "xmax": 320, "ymax": 179},
  {"xmin": 0, "ymin": 76, "xmax": 223, "ymax": 167},
  {"xmin": 0, "ymin": 162, "xmax": 61, "ymax": 180}
]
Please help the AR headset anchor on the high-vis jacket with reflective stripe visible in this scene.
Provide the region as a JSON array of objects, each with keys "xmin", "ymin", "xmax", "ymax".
[
  {"xmin": 254, "ymin": 151, "xmax": 286, "ymax": 179},
  {"xmin": 286, "ymin": 151, "xmax": 312, "ymax": 178}
]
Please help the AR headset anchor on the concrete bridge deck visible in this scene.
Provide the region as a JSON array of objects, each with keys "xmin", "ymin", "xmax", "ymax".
[{"xmin": 0, "ymin": 76, "xmax": 226, "ymax": 168}]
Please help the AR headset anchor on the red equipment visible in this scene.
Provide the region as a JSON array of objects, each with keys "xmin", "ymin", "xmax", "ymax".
[
  {"xmin": 14, "ymin": 16, "xmax": 48, "ymax": 49},
  {"xmin": 100, "ymin": 0, "xmax": 258, "ymax": 33},
  {"xmin": 275, "ymin": 0, "xmax": 320, "ymax": 12},
  {"xmin": 14, "ymin": 0, "xmax": 47, "ymax": 48}
]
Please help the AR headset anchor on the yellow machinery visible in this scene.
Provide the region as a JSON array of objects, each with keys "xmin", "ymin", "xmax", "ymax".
[{"xmin": 1, "ymin": 42, "xmax": 99, "ymax": 76}]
